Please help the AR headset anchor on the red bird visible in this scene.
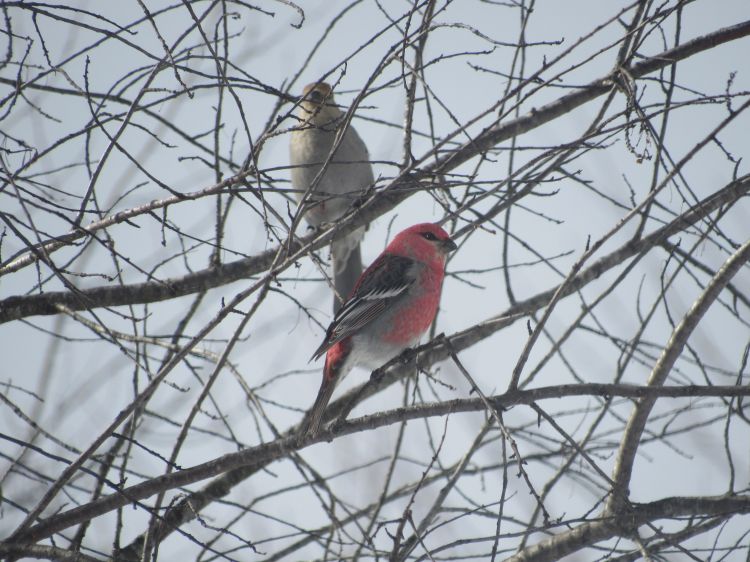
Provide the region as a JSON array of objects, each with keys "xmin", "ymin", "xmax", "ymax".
[{"xmin": 302, "ymin": 223, "xmax": 457, "ymax": 434}]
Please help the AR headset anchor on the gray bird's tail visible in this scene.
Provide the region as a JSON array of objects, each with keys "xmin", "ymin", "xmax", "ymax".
[{"xmin": 331, "ymin": 239, "xmax": 362, "ymax": 313}]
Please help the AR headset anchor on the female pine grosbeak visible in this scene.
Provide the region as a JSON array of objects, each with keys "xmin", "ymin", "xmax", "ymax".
[
  {"xmin": 289, "ymin": 82, "xmax": 374, "ymax": 311},
  {"xmin": 301, "ymin": 223, "xmax": 457, "ymax": 435}
]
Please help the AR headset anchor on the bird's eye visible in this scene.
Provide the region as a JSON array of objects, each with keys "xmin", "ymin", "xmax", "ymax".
[
  {"xmin": 307, "ymin": 90, "xmax": 324, "ymax": 102},
  {"xmin": 421, "ymin": 231, "xmax": 438, "ymax": 241}
]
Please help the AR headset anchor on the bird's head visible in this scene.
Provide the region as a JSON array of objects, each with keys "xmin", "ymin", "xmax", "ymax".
[
  {"xmin": 386, "ymin": 223, "xmax": 458, "ymax": 264},
  {"xmin": 298, "ymin": 82, "xmax": 340, "ymax": 123}
]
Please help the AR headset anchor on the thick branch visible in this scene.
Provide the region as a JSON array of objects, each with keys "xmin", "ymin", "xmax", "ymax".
[
  {"xmin": 2, "ymin": 20, "xmax": 749, "ymax": 322},
  {"xmin": 505, "ymin": 495, "xmax": 750, "ymax": 562},
  {"xmin": 57, "ymin": 173, "xmax": 750, "ymax": 553},
  {"xmin": 9, "ymin": 383, "xmax": 750, "ymax": 545},
  {"xmin": 0, "ymin": 543, "xmax": 102, "ymax": 562},
  {"xmin": 430, "ymin": 19, "xmax": 750, "ymax": 174},
  {"xmin": 607, "ymin": 235, "xmax": 750, "ymax": 513}
]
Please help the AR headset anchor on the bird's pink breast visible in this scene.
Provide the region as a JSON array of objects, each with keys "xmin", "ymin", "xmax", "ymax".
[{"xmin": 381, "ymin": 267, "xmax": 443, "ymax": 345}]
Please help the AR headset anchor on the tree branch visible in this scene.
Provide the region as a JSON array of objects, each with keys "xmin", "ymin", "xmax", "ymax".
[
  {"xmin": 71, "ymin": 171, "xmax": 750, "ymax": 554},
  {"xmin": 505, "ymin": 495, "xmax": 750, "ymax": 562},
  {"xmin": 607, "ymin": 235, "xmax": 750, "ymax": 514},
  {"xmin": 2, "ymin": 20, "xmax": 748, "ymax": 322},
  {"xmin": 9, "ymin": 382, "xmax": 750, "ymax": 545}
]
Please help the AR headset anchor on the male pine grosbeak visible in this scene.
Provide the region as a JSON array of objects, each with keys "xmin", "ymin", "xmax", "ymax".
[
  {"xmin": 301, "ymin": 223, "xmax": 457, "ymax": 435},
  {"xmin": 290, "ymin": 82, "xmax": 374, "ymax": 312}
]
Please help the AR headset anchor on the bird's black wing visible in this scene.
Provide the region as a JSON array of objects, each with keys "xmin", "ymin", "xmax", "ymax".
[{"xmin": 311, "ymin": 254, "xmax": 416, "ymax": 360}]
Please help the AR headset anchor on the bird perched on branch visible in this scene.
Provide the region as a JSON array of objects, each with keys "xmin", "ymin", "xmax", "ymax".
[
  {"xmin": 301, "ymin": 223, "xmax": 457, "ymax": 435},
  {"xmin": 290, "ymin": 82, "xmax": 374, "ymax": 311}
]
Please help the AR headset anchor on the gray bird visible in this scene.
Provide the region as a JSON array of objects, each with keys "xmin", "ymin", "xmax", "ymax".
[{"xmin": 290, "ymin": 82, "xmax": 374, "ymax": 312}]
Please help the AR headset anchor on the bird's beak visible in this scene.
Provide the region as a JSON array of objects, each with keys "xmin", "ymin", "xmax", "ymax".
[{"xmin": 441, "ymin": 238, "xmax": 458, "ymax": 253}]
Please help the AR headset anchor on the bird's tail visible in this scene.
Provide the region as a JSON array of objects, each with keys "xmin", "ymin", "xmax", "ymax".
[
  {"xmin": 299, "ymin": 373, "xmax": 338, "ymax": 436},
  {"xmin": 331, "ymin": 236, "xmax": 363, "ymax": 314},
  {"xmin": 301, "ymin": 340, "xmax": 350, "ymax": 436}
]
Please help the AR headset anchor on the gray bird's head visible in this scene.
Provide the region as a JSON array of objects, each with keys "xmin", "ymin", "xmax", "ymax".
[{"xmin": 298, "ymin": 82, "xmax": 340, "ymax": 122}]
